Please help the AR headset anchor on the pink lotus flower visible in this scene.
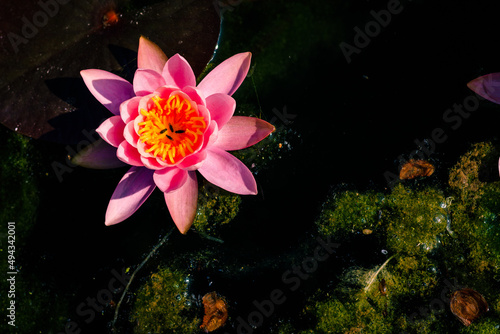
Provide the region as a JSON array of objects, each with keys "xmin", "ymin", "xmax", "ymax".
[{"xmin": 75, "ymin": 37, "xmax": 274, "ymax": 234}]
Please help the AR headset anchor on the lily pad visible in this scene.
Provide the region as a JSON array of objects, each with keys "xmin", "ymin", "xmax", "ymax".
[{"xmin": 0, "ymin": 0, "xmax": 220, "ymax": 143}]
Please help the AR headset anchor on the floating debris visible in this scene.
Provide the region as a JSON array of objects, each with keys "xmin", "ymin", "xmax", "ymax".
[
  {"xmin": 200, "ymin": 292, "xmax": 229, "ymax": 333},
  {"xmin": 450, "ymin": 288, "xmax": 489, "ymax": 326},
  {"xmin": 379, "ymin": 279, "xmax": 387, "ymax": 296},
  {"xmin": 102, "ymin": 9, "xmax": 119, "ymax": 27},
  {"xmin": 399, "ymin": 159, "xmax": 435, "ymax": 180}
]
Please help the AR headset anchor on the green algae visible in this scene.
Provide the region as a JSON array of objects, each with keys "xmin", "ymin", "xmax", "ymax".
[
  {"xmin": 459, "ymin": 318, "xmax": 500, "ymax": 334},
  {"xmin": 317, "ymin": 190, "xmax": 384, "ymax": 240},
  {"xmin": 449, "ymin": 142, "xmax": 499, "ymax": 208},
  {"xmin": 305, "ymin": 142, "xmax": 500, "ymax": 333},
  {"xmin": 131, "ymin": 266, "xmax": 199, "ymax": 333},
  {"xmin": 385, "ymin": 184, "xmax": 448, "ymax": 256},
  {"xmin": 193, "ymin": 181, "xmax": 242, "ymax": 238},
  {"xmin": 317, "ymin": 184, "xmax": 449, "ymax": 257}
]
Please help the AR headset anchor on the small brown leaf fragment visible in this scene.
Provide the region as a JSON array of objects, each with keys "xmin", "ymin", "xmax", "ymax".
[
  {"xmin": 200, "ymin": 292, "xmax": 228, "ymax": 332},
  {"xmin": 450, "ymin": 288, "xmax": 489, "ymax": 326},
  {"xmin": 399, "ymin": 159, "xmax": 435, "ymax": 180},
  {"xmin": 379, "ymin": 279, "xmax": 387, "ymax": 296}
]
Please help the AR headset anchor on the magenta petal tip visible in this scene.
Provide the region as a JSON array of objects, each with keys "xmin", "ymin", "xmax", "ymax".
[{"xmin": 468, "ymin": 73, "xmax": 500, "ymax": 104}]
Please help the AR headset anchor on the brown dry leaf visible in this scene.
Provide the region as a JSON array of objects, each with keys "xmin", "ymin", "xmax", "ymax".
[
  {"xmin": 200, "ymin": 291, "xmax": 228, "ymax": 332},
  {"xmin": 450, "ymin": 288, "xmax": 489, "ymax": 326},
  {"xmin": 399, "ymin": 159, "xmax": 435, "ymax": 180}
]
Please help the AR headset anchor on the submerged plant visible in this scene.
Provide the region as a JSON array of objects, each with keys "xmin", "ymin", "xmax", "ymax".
[{"xmin": 74, "ymin": 37, "xmax": 274, "ymax": 233}]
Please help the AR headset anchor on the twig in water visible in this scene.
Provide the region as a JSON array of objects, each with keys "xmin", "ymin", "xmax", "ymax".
[
  {"xmin": 112, "ymin": 227, "xmax": 175, "ymax": 331},
  {"xmin": 364, "ymin": 254, "xmax": 396, "ymax": 293}
]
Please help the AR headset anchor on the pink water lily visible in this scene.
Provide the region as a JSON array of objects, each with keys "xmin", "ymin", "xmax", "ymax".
[{"xmin": 75, "ymin": 37, "xmax": 274, "ymax": 234}]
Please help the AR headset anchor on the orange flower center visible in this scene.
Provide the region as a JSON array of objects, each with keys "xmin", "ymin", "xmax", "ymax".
[{"xmin": 138, "ymin": 93, "xmax": 206, "ymax": 164}]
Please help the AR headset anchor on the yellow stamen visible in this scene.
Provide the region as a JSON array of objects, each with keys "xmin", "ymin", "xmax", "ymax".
[{"xmin": 137, "ymin": 93, "xmax": 207, "ymax": 164}]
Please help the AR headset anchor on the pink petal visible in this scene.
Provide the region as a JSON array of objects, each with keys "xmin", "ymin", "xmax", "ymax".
[
  {"xmin": 71, "ymin": 139, "xmax": 126, "ymax": 169},
  {"xmin": 197, "ymin": 52, "xmax": 252, "ymax": 97},
  {"xmin": 138, "ymin": 36, "xmax": 168, "ymax": 73},
  {"xmin": 164, "ymin": 171, "xmax": 198, "ymax": 234},
  {"xmin": 117, "ymin": 141, "xmax": 143, "ymax": 167},
  {"xmin": 177, "ymin": 150, "xmax": 208, "ymax": 171},
  {"xmin": 123, "ymin": 121, "xmax": 139, "ymax": 148},
  {"xmin": 153, "ymin": 167, "xmax": 188, "ymax": 192},
  {"xmin": 81, "ymin": 69, "xmax": 134, "ymax": 115},
  {"xmin": 135, "ymin": 141, "xmax": 173, "ymax": 169},
  {"xmin": 183, "ymin": 86, "xmax": 206, "ymax": 106},
  {"xmin": 162, "ymin": 54, "xmax": 196, "ymax": 89},
  {"xmin": 96, "ymin": 116, "xmax": 125, "ymax": 147},
  {"xmin": 133, "ymin": 95, "xmax": 153, "ymax": 134},
  {"xmin": 197, "ymin": 104, "xmax": 211, "ymax": 128},
  {"xmin": 200, "ymin": 120, "xmax": 218, "ymax": 151},
  {"xmin": 120, "ymin": 96, "xmax": 141, "ymax": 124},
  {"xmin": 198, "ymin": 147, "xmax": 257, "ymax": 195},
  {"xmin": 136, "ymin": 140, "xmax": 152, "ymax": 158},
  {"xmin": 133, "ymin": 69, "xmax": 166, "ymax": 96},
  {"xmin": 139, "ymin": 93, "xmax": 155, "ymax": 111},
  {"xmin": 206, "ymin": 93, "xmax": 236, "ymax": 128},
  {"xmin": 154, "ymin": 85, "xmax": 177, "ymax": 99},
  {"xmin": 140, "ymin": 155, "xmax": 167, "ymax": 170},
  {"xmin": 105, "ymin": 167, "xmax": 156, "ymax": 226},
  {"xmin": 214, "ymin": 116, "xmax": 275, "ymax": 151},
  {"xmin": 468, "ymin": 73, "xmax": 500, "ymax": 104}
]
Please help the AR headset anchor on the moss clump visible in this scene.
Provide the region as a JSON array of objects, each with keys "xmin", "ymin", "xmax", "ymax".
[
  {"xmin": 445, "ymin": 143, "xmax": 500, "ymax": 278},
  {"xmin": 314, "ymin": 298, "xmax": 354, "ymax": 333},
  {"xmin": 308, "ymin": 252, "xmax": 441, "ymax": 333},
  {"xmin": 389, "ymin": 255, "xmax": 439, "ymax": 299},
  {"xmin": 317, "ymin": 184, "xmax": 449, "ymax": 257},
  {"xmin": 307, "ymin": 259, "xmax": 444, "ymax": 333},
  {"xmin": 317, "ymin": 191, "xmax": 384, "ymax": 240},
  {"xmin": 131, "ymin": 267, "xmax": 199, "ymax": 333},
  {"xmin": 193, "ymin": 182, "xmax": 242, "ymax": 237},
  {"xmin": 449, "ymin": 142, "xmax": 499, "ymax": 208},
  {"xmin": 385, "ymin": 184, "xmax": 448, "ymax": 256},
  {"xmin": 459, "ymin": 317, "xmax": 500, "ymax": 334},
  {"xmin": 311, "ymin": 296, "xmax": 394, "ymax": 334},
  {"xmin": 472, "ymin": 184, "xmax": 500, "ymax": 269}
]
